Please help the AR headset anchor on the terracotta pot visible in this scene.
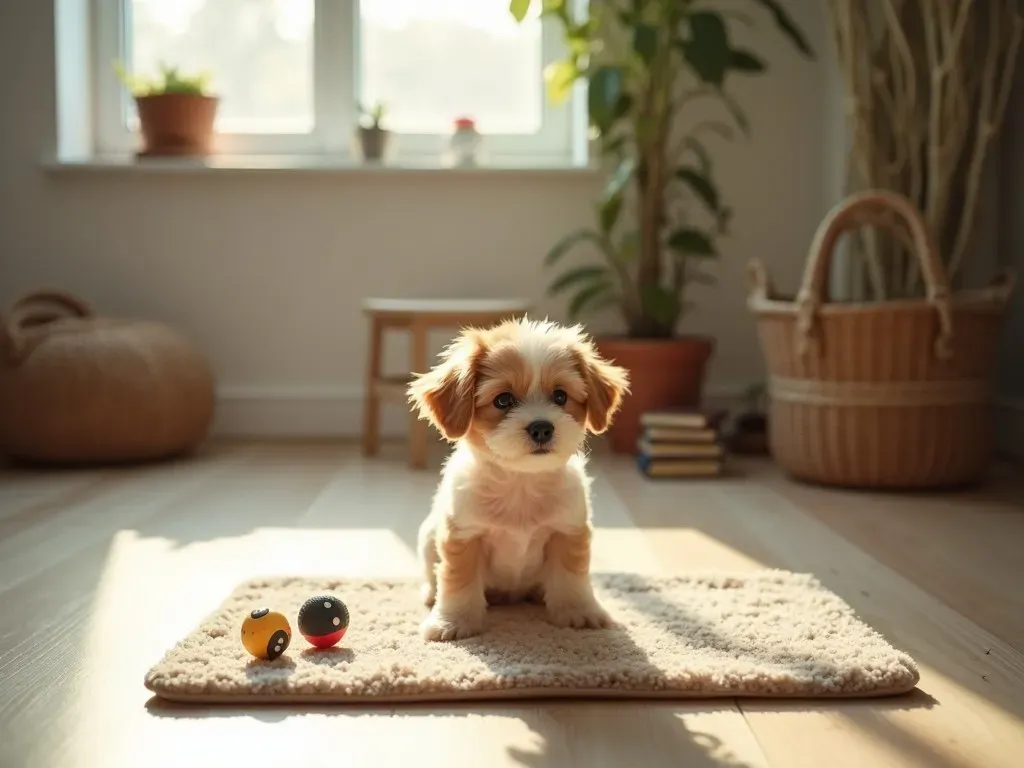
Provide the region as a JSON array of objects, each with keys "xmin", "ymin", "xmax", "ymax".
[
  {"xmin": 135, "ymin": 94, "xmax": 219, "ymax": 158},
  {"xmin": 595, "ymin": 335, "xmax": 715, "ymax": 453}
]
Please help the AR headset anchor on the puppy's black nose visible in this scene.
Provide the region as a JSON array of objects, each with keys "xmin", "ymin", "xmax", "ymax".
[{"xmin": 526, "ymin": 420, "xmax": 554, "ymax": 445}]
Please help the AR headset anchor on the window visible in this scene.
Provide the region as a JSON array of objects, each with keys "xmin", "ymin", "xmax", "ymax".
[{"xmin": 90, "ymin": 0, "xmax": 580, "ymax": 163}]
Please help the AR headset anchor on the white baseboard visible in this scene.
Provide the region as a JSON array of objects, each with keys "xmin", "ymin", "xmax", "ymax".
[
  {"xmin": 995, "ymin": 396, "xmax": 1024, "ymax": 460},
  {"xmin": 211, "ymin": 384, "xmax": 748, "ymax": 438}
]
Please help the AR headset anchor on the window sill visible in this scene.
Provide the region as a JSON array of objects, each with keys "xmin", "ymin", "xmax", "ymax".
[{"xmin": 41, "ymin": 153, "xmax": 600, "ymax": 177}]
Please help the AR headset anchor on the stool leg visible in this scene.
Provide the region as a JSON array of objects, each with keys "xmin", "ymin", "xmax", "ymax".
[
  {"xmin": 362, "ymin": 316, "xmax": 383, "ymax": 456},
  {"xmin": 409, "ymin": 321, "xmax": 429, "ymax": 469}
]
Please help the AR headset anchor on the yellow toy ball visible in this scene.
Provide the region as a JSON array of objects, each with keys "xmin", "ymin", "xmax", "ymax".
[{"xmin": 240, "ymin": 607, "xmax": 292, "ymax": 660}]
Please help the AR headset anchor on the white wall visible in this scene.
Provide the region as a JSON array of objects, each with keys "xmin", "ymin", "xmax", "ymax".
[{"xmin": 0, "ymin": 1, "xmax": 830, "ymax": 437}]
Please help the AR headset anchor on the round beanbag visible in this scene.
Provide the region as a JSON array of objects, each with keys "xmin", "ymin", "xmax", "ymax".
[{"xmin": 0, "ymin": 290, "xmax": 215, "ymax": 465}]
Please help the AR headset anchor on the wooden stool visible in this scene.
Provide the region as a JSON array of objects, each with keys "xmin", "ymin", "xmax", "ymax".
[{"xmin": 361, "ymin": 298, "xmax": 532, "ymax": 468}]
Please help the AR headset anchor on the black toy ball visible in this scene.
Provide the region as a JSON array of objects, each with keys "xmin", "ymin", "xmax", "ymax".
[{"xmin": 297, "ymin": 594, "xmax": 350, "ymax": 649}]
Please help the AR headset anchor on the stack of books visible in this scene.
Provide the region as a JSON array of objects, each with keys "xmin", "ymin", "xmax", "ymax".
[{"xmin": 635, "ymin": 408, "xmax": 727, "ymax": 478}]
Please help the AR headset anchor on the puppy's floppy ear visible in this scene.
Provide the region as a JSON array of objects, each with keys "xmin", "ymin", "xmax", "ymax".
[
  {"xmin": 572, "ymin": 338, "xmax": 630, "ymax": 434},
  {"xmin": 407, "ymin": 328, "xmax": 485, "ymax": 441}
]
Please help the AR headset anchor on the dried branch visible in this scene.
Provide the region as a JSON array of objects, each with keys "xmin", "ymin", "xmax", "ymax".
[
  {"xmin": 827, "ymin": 0, "xmax": 1023, "ymax": 299},
  {"xmin": 949, "ymin": 3, "xmax": 1023, "ymax": 280}
]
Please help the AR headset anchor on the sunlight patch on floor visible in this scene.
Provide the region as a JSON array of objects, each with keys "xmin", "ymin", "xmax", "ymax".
[{"xmin": 632, "ymin": 527, "xmax": 765, "ymax": 573}]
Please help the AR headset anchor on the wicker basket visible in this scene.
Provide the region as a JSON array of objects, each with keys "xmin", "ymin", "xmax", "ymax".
[
  {"xmin": 0, "ymin": 290, "xmax": 215, "ymax": 465},
  {"xmin": 747, "ymin": 191, "xmax": 1015, "ymax": 489}
]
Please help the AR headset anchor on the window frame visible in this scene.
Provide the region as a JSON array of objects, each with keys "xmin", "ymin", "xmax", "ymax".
[{"xmin": 89, "ymin": 0, "xmax": 580, "ymax": 164}]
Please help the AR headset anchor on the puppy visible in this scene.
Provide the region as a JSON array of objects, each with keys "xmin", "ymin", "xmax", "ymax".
[{"xmin": 406, "ymin": 317, "xmax": 630, "ymax": 642}]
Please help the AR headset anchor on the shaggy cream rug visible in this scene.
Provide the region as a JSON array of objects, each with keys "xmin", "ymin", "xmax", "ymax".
[{"xmin": 144, "ymin": 572, "xmax": 920, "ymax": 704}]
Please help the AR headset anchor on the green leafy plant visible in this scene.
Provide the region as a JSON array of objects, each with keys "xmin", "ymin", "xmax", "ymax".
[
  {"xmin": 114, "ymin": 60, "xmax": 213, "ymax": 97},
  {"xmin": 509, "ymin": 0, "xmax": 813, "ymax": 338},
  {"xmin": 358, "ymin": 101, "xmax": 388, "ymax": 130}
]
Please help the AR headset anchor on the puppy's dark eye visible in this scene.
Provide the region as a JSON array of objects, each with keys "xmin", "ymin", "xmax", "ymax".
[
  {"xmin": 552, "ymin": 389, "xmax": 568, "ymax": 406},
  {"xmin": 494, "ymin": 392, "xmax": 515, "ymax": 410}
]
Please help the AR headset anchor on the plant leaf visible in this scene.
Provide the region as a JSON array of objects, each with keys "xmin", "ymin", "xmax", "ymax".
[
  {"xmin": 544, "ymin": 59, "xmax": 580, "ymax": 104},
  {"xmin": 748, "ymin": 0, "xmax": 814, "ymax": 57},
  {"xmin": 605, "ymin": 156, "xmax": 635, "ymax": 199},
  {"xmin": 675, "ymin": 168, "xmax": 719, "ymax": 212},
  {"xmin": 588, "ymin": 65, "xmax": 625, "ymax": 133},
  {"xmin": 619, "ymin": 230, "xmax": 640, "ymax": 262},
  {"xmin": 509, "ymin": 0, "xmax": 532, "ymax": 23},
  {"xmin": 668, "ymin": 228, "xmax": 717, "ymax": 257},
  {"xmin": 544, "ymin": 228, "xmax": 605, "ymax": 266},
  {"xmin": 633, "ymin": 23, "xmax": 658, "ymax": 66},
  {"xmin": 602, "ymin": 134, "xmax": 628, "ymax": 156},
  {"xmin": 720, "ymin": 90, "xmax": 749, "ymax": 136},
  {"xmin": 640, "ymin": 284, "xmax": 680, "ymax": 328},
  {"xmin": 548, "ymin": 265, "xmax": 611, "ymax": 295},
  {"xmin": 599, "ymin": 157, "xmax": 632, "ymax": 233},
  {"xmin": 613, "ymin": 93, "xmax": 634, "ymax": 120},
  {"xmin": 682, "ymin": 136, "xmax": 712, "ymax": 175},
  {"xmin": 729, "ymin": 49, "xmax": 766, "ymax": 72},
  {"xmin": 598, "ymin": 195, "xmax": 623, "ymax": 234},
  {"xmin": 568, "ymin": 280, "xmax": 615, "ymax": 320},
  {"xmin": 680, "ymin": 12, "xmax": 731, "ymax": 87}
]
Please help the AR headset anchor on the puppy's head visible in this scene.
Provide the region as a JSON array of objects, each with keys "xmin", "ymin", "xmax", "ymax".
[{"xmin": 407, "ymin": 317, "xmax": 630, "ymax": 472}]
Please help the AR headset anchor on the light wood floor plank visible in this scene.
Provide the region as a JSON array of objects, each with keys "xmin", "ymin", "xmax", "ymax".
[{"xmin": 0, "ymin": 465, "xmax": 115, "ymax": 525}]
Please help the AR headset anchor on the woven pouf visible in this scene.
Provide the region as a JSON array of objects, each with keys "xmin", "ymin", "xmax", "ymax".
[{"xmin": 0, "ymin": 291, "xmax": 215, "ymax": 465}]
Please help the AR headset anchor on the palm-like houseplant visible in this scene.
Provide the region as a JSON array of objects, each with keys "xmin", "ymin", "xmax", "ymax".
[{"xmin": 510, "ymin": 0, "xmax": 814, "ymax": 451}]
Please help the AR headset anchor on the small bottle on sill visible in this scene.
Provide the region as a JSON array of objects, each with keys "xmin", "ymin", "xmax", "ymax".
[{"xmin": 446, "ymin": 116, "xmax": 484, "ymax": 168}]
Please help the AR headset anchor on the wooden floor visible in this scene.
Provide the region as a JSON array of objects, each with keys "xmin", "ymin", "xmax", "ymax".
[{"xmin": 1, "ymin": 440, "xmax": 1022, "ymax": 768}]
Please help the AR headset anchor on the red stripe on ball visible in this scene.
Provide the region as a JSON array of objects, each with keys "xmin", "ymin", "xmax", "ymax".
[{"xmin": 302, "ymin": 627, "xmax": 347, "ymax": 649}]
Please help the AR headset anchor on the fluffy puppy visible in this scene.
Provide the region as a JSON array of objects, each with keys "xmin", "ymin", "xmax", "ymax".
[{"xmin": 407, "ymin": 317, "xmax": 630, "ymax": 642}]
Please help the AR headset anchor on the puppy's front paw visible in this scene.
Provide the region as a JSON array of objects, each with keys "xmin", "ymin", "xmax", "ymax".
[
  {"xmin": 546, "ymin": 600, "xmax": 614, "ymax": 630},
  {"xmin": 421, "ymin": 609, "xmax": 484, "ymax": 642}
]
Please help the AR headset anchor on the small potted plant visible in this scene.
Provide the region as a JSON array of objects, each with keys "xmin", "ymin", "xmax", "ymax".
[
  {"xmin": 114, "ymin": 61, "xmax": 218, "ymax": 158},
  {"xmin": 509, "ymin": 0, "xmax": 814, "ymax": 452},
  {"xmin": 356, "ymin": 101, "xmax": 390, "ymax": 162}
]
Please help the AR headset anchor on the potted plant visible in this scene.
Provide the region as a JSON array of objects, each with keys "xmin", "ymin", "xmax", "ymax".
[
  {"xmin": 114, "ymin": 61, "xmax": 218, "ymax": 158},
  {"xmin": 356, "ymin": 101, "xmax": 390, "ymax": 162},
  {"xmin": 509, "ymin": 0, "xmax": 814, "ymax": 452}
]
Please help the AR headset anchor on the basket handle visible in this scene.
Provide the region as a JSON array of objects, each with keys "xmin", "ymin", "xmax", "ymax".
[
  {"xmin": 795, "ymin": 190, "xmax": 954, "ymax": 360},
  {"xmin": 1, "ymin": 290, "xmax": 94, "ymax": 364}
]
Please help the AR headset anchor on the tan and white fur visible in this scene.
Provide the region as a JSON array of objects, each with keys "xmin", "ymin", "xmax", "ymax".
[{"xmin": 407, "ymin": 317, "xmax": 630, "ymax": 642}]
